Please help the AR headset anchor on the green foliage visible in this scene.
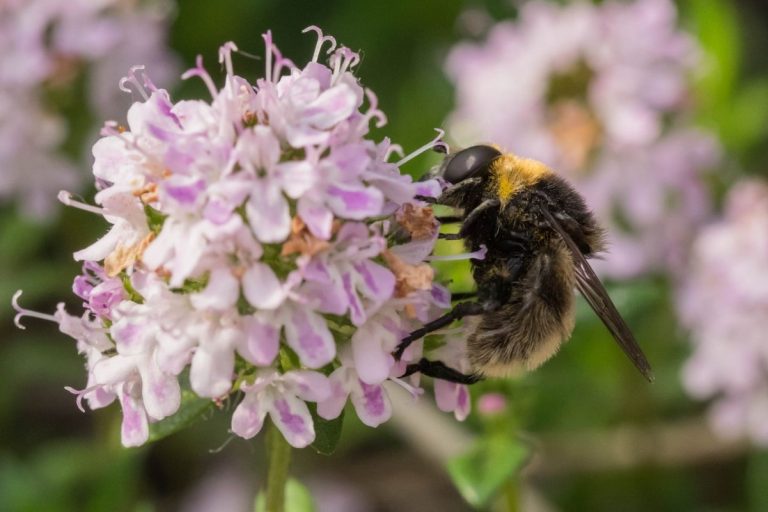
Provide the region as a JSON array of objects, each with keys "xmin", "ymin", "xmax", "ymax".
[
  {"xmin": 0, "ymin": 442, "xmax": 141, "ymax": 512},
  {"xmin": 446, "ymin": 434, "xmax": 528, "ymax": 509},
  {"xmin": 254, "ymin": 478, "xmax": 316, "ymax": 512},
  {"xmin": 308, "ymin": 405, "xmax": 344, "ymax": 456},
  {"xmin": 147, "ymin": 390, "xmax": 215, "ymax": 443}
]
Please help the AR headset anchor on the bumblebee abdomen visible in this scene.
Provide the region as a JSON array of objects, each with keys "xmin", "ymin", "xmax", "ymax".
[{"xmin": 468, "ymin": 242, "xmax": 576, "ymax": 377}]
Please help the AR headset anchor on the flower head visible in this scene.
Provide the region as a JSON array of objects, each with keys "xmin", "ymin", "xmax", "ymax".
[
  {"xmin": 445, "ymin": 0, "xmax": 720, "ymax": 278},
  {"xmin": 15, "ymin": 28, "xmax": 469, "ymax": 448},
  {"xmin": 0, "ymin": 0, "xmax": 177, "ymax": 219},
  {"xmin": 677, "ymin": 180, "xmax": 768, "ymax": 444}
]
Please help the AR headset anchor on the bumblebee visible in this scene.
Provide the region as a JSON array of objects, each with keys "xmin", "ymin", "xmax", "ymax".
[{"xmin": 396, "ymin": 144, "xmax": 653, "ymax": 383}]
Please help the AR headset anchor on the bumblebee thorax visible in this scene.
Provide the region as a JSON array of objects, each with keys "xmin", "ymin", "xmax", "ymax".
[{"xmin": 490, "ymin": 154, "xmax": 553, "ymax": 204}]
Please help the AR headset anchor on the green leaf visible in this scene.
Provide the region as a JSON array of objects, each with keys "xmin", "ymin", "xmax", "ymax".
[
  {"xmin": 147, "ymin": 390, "xmax": 215, "ymax": 443},
  {"xmin": 308, "ymin": 404, "xmax": 344, "ymax": 455},
  {"xmin": 748, "ymin": 450, "xmax": 768, "ymax": 512},
  {"xmin": 446, "ymin": 434, "xmax": 528, "ymax": 509},
  {"xmin": 143, "ymin": 204, "xmax": 167, "ymax": 234},
  {"xmin": 721, "ymin": 80, "xmax": 768, "ymax": 152},
  {"xmin": 254, "ymin": 478, "xmax": 316, "ymax": 512},
  {"xmin": 686, "ymin": 0, "xmax": 741, "ymax": 105}
]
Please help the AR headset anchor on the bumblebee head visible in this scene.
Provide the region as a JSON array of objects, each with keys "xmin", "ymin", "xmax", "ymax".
[{"xmin": 440, "ymin": 145, "xmax": 502, "ymax": 184}]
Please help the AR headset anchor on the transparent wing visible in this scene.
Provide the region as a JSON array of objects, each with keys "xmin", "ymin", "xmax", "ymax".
[{"xmin": 538, "ymin": 207, "xmax": 654, "ymax": 382}]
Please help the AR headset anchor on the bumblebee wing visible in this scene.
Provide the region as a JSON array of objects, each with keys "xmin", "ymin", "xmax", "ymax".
[{"xmin": 538, "ymin": 207, "xmax": 654, "ymax": 382}]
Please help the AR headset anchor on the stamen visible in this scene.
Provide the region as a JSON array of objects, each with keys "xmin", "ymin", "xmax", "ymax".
[
  {"xmin": 303, "ymin": 26, "xmax": 337, "ymax": 62},
  {"xmin": 219, "ymin": 42, "xmax": 238, "ymax": 78},
  {"xmin": 426, "ymin": 244, "xmax": 487, "ymax": 262},
  {"xmin": 385, "ymin": 142, "xmax": 405, "ymax": 160},
  {"xmin": 64, "ymin": 384, "xmax": 103, "ymax": 413},
  {"xmin": 181, "ymin": 56, "xmax": 218, "ymax": 99},
  {"xmin": 389, "ymin": 377, "xmax": 425, "ymax": 399},
  {"xmin": 118, "ymin": 66, "xmax": 150, "ymax": 101},
  {"xmin": 12, "ymin": 290, "xmax": 58, "ymax": 330},
  {"xmin": 396, "ymin": 128, "xmax": 446, "ymax": 167},
  {"xmin": 330, "ymin": 47, "xmax": 361, "ymax": 84},
  {"xmin": 58, "ymin": 191, "xmax": 106, "ymax": 216},
  {"xmin": 262, "ymin": 31, "xmax": 273, "ymax": 83}
]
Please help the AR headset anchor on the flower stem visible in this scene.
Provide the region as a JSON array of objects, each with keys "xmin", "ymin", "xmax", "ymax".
[
  {"xmin": 503, "ymin": 477, "xmax": 519, "ymax": 512},
  {"xmin": 265, "ymin": 421, "xmax": 292, "ymax": 512}
]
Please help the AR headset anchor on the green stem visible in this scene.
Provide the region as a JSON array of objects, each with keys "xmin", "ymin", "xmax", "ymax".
[
  {"xmin": 503, "ymin": 477, "xmax": 519, "ymax": 512},
  {"xmin": 265, "ymin": 421, "xmax": 292, "ymax": 512}
]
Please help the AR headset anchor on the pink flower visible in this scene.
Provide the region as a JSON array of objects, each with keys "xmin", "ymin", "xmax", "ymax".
[
  {"xmin": 231, "ymin": 369, "xmax": 331, "ymax": 448},
  {"xmin": 445, "ymin": 0, "xmax": 720, "ymax": 278},
  {"xmin": 0, "ymin": 0, "xmax": 177, "ymax": 220},
  {"xmin": 677, "ymin": 180, "xmax": 768, "ymax": 444},
  {"xmin": 14, "ymin": 28, "xmax": 467, "ymax": 449}
]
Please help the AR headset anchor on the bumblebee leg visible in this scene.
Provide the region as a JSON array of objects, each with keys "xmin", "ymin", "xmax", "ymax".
[
  {"xmin": 438, "ymin": 232, "xmax": 463, "ymax": 240},
  {"xmin": 450, "ymin": 291, "xmax": 477, "ymax": 301},
  {"xmin": 394, "ymin": 301, "xmax": 485, "ymax": 360},
  {"xmin": 403, "ymin": 358, "xmax": 482, "ymax": 385},
  {"xmin": 436, "ymin": 215, "xmax": 463, "ymax": 224},
  {"xmin": 414, "ymin": 195, "xmax": 438, "ymax": 204},
  {"xmin": 458, "ymin": 199, "xmax": 500, "ymax": 237}
]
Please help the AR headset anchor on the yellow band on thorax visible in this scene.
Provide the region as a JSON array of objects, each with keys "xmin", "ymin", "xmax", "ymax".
[{"xmin": 491, "ymin": 154, "xmax": 553, "ymax": 204}]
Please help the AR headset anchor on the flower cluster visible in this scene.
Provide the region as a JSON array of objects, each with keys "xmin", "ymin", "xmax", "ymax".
[
  {"xmin": 0, "ymin": 0, "xmax": 177, "ymax": 219},
  {"xmin": 14, "ymin": 28, "xmax": 473, "ymax": 448},
  {"xmin": 445, "ymin": 0, "xmax": 720, "ymax": 278},
  {"xmin": 677, "ymin": 180, "xmax": 768, "ymax": 445}
]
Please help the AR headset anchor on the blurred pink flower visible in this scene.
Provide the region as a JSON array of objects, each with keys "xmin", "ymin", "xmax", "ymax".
[
  {"xmin": 14, "ymin": 29, "xmax": 469, "ymax": 448},
  {"xmin": 678, "ymin": 180, "xmax": 768, "ymax": 444},
  {"xmin": 445, "ymin": 0, "xmax": 720, "ymax": 278},
  {"xmin": 0, "ymin": 0, "xmax": 177, "ymax": 219}
]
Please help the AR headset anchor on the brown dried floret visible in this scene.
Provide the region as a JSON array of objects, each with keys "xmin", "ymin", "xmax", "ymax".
[
  {"xmin": 133, "ymin": 182, "xmax": 159, "ymax": 204},
  {"xmin": 281, "ymin": 217, "xmax": 332, "ymax": 257},
  {"xmin": 382, "ymin": 249, "xmax": 434, "ymax": 300},
  {"xmin": 396, "ymin": 203, "xmax": 439, "ymax": 240},
  {"xmin": 105, "ymin": 232, "xmax": 156, "ymax": 277}
]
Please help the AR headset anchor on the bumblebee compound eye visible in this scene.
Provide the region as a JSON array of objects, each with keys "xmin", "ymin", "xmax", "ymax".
[{"xmin": 441, "ymin": 145, "xmax": 502, "ymax": 184}]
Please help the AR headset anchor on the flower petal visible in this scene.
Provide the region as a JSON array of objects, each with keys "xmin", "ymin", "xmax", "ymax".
[
  {"xmin": 304, "ymin": 83, "xmax": 358, "ymax": 129},
  {"xmin": 242, "ymin": 263, "xmax": 285, "ymax": 310},
  {"xmin": 231, "ymin": 391, "xmax": 269, "ymax": 439},
  {"xmin": 246, "ymin": 184, "xmax": 290, "ymax": 243},
  {"xmin": 325, "ymin": 183, "xmax": 384, "ymax": 219},
  {"xmin": 284, "ymin": 307, "xmax": 335, "ymax": 368},
  {"xmin": 118, "ymin": 387, "xmax": 149, "ymax": 447},
  {"xmin": 283, "ymin": 370, "xmax": 332, "ymax": 402},
  {"xmin": 352, "ymin": 326, "xmax": 394, "ymax": 385},
  {"xmin": 269, "ymin": 394, "xmax": 316, "ymax": 448},
  {"xmin": 350, "ymin": 380, "xmax": 391, "ymax": 427},
  {"xmin": 316, "ymin": 369, "xmax": 350, "ymax": 420},
  {"xmin": 190, "ymin": 334, "xmax": 236, "ymax": 398},
  {"xmin": 139, "ymin": 358, "xmax": 181, "ymax": 420},
  {"xmin": 352, "ymin": 260, "xmax": 395, "ymax": 303},
  {"xmin": 237, "ymin": 316, "xmax": 280, "ymax": 366},
  {"xmin": 298, "ymin": 198, "xmax": 334, "ymax": 240},
  {"xmin": 190, "ymin": 266, "xmax": 240, "ymax": 311}
]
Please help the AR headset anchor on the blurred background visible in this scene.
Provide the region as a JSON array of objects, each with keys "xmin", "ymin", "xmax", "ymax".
[{"xmin": 2, "ymin": 0, "xmax": 768, "ymax": 510}]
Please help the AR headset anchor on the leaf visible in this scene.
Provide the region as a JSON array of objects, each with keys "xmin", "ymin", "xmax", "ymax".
[
  {"xmin": 143, "ymin": 204, "xmax": 167, "ymax": 234},
  {"xmin": 254, "ymin": 478, "xmax": 316, "ymax": 512},
  {"xmin": 147, "ymin": 390, "xmax": 215, "ymax": 443},
  {"xmin": 308, "ymin": 404, "xmax": 344, "ymax": 456},
  {"xmin": 685, "ymin": 0, "xmax": 741, "ymax": 105},
  {"xmin": 748, "ymin": 450, "xmax": 768, "ymax": 512},
  {"xmin": 446, "ymin": 434, "xmax": 528, "ymax": 509}
]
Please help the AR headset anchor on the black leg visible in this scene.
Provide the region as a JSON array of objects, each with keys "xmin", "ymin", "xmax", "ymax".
[
  {"xmin": 450, "ymin": 291, "xmax": 477, "ymax": 301},
  {"xmin": 458, "ymin": 199, "xmax": 500, "ymax": 237},
  {"xmin": 403, "ymin": 358, "xmax": 482, "ymax": 384},
  {"xmin": 436, "ymin": 215, "xmax": 463, "ymax": 224},
  {"xmin": 414, "ymin": 195, "xmax": 438, "ymax": 204},
  {"xmin": 394, "ymin": 301, "xmax": 485, "ymax": 360},
  {"xmin": 438, "ymin": 232, "xmax": 463, "ymax": 240}
]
